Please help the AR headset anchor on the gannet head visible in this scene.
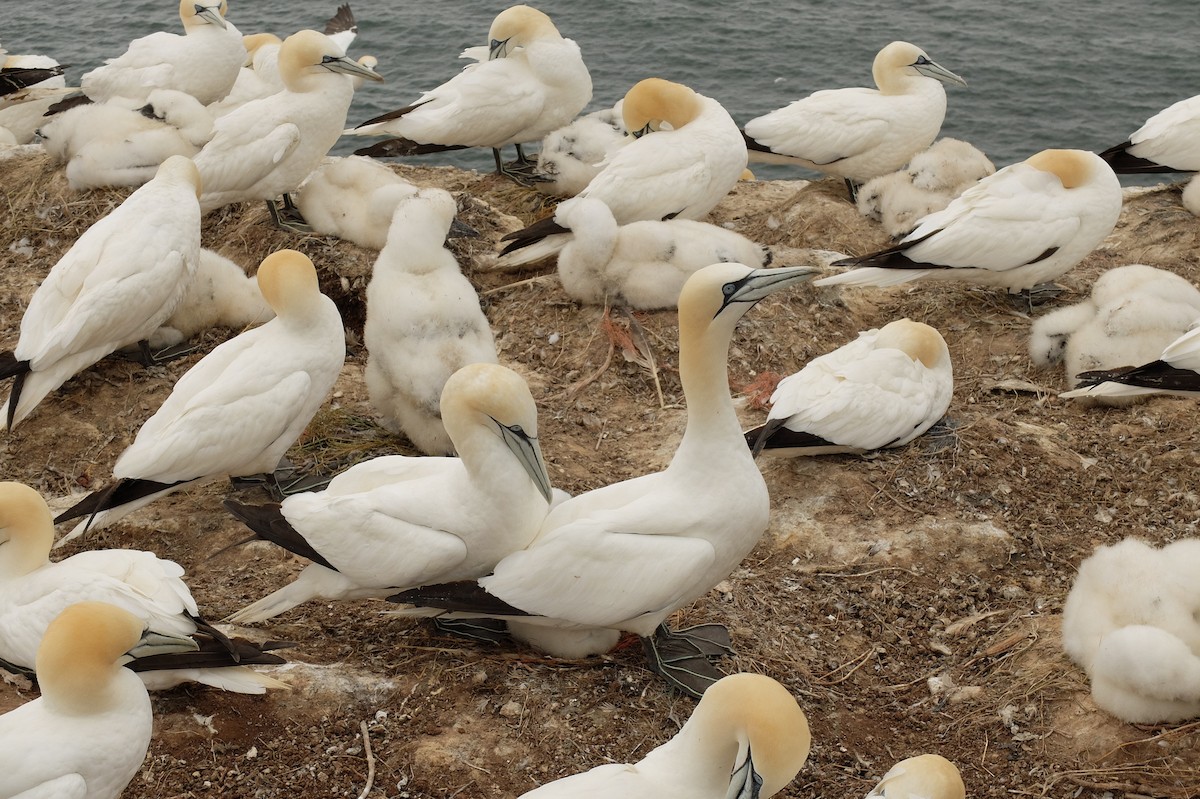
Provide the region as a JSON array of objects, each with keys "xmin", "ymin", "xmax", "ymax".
[
  {"xmin": 0, "ymin": 481, "xmax": 54, "ymax": 577},
  {"xmin": 278, "ymin": 30, "xmax": 383, "ymax": 92},
  {"xmin": 36, "ymin": 601, "xmax": 197, "ymax": 713},
  {"xmin": 688, "ymin": 673, "xmax": 811, "ymax": 799},
  {"xmin": 487, "ymin": 5, "xmax": 560, "ymax": 60},
  {"xmin": 387, "ymin": 187, "xmax": 463, "ymax": 251},
  {"xmin": 622, "ymin": 78, "xmax": 703, "ymax": 138},
  {"xmin": 157, "ymin": 154, "xmax": 203, "ymax": 199},
  {"xmin": 874, "ymin": 319, "xmax": 950, "ymax": 369},
  {"xmin": 678, "ymin": 263, "xmax": 818, "ymax": 334},
  {"xmin": 181, "ymin": 0, "xmax": 229, "ymax": 30},
  {"xmin": 874, "ymin": 42, "xmax": 966, "ymax": 93},
  {"xmin": 1025, "ymin": 148, "xmax": 1101, "ymax": 190},
  {"xmin": 867, "ymin": 754, "xmax": 965, "ymax": 799},
  {"xmin": 256, "ymin": 249, "xmax": 323, "ymax": 316},
  {"xmin": 442, "ymin": 363, "xmax": 554, "ymax": 503}
]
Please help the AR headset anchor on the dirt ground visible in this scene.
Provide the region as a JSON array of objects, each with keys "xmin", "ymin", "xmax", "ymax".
[{"xmin": 2, "ymin": 147, "xmax": 1199, "ymax": 799}]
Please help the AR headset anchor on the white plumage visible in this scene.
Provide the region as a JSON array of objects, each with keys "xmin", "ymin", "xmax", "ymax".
[
  {"xmin": 81, "ymin": 0, "xmax": 245, "ymax": 106},
  {"xmin": 516, "ymin": 674, "xmax": 811, "ymax": 799},
  {"xmin": 0, "ymin": 602, "xmax": 192, "ymax": 799},
  {"xmin": 1099, "ymin": 93, "xmax": 1200, "ymax": 174},
  {"xmin": 1059, "ymin": 319, "xmax": 1200, "ymax": 401},
  {"xmin": 54, "ymin": 249, "xmax": 346, "ymax": 539},
  {"xmin": 0, "ymin": 155, "xmax": 202, "ymax": 430},
  {"xmin": 365, "ymin": 187, "xmax": 498, "ymax": 455},
  {"xmin": 207, "ymin": 33, "xmax": 285, "ymax": 116},
  {"xmin": 295, "ymin": 155, "xmax": 418, "ymax": 249},
  {"xmin": 0, "ymin": 482, "xmax": 285, "ymax": 693},
  {"xmin": 1062, "ymin": 537, "xmax": 1200, "ymax": 722},
  {"xmin": 747, "ymin": 319, "xmax": 952, "ymax": 456},
  {"xmin": 193, "ymin": 28, "xmax": 382, "ymax": 214},
  {"xmin": 865, "ymin": 755, "xmax": 965, "ymax": 799},
  {"xmin": 227, "ymin": 362, "xmax": 553, "ymax": 623},
  {"xmin": 149, "ymin": 248, "xmax": 274, "ymax": 350},
  {"xmin": 743, "ymin": 41, "xmax": 967, "ymax": 184},
  {"xmin": 1184, "ymin": 173, "xmax": 1200, "ymax": 217},
  {"xmin": 1030, "ymin": 265, "xmax": 1200, "ymax": 405},
  {"xmin": 347, "ymin": 5, "xmax": 591, "ymax": 171},
  {"xmin": 534, "ymin": 100, "xmax": 629, "ymax": 197},
  {"xmin": 554, "ymin": 196, "xmax": 769, "ymax": 310},
  {"xmin": 816, "ymin": 149, "xmax": 1123, "ymax": 291},
  {"xmin": 498, "ymin": 77, "xmax": 748, "ymax": 267}
]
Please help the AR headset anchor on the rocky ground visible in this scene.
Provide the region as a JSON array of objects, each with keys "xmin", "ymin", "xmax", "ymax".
[{"xmin": 1, "ymin": 148, "xmax": 1199, "ymax": 799}]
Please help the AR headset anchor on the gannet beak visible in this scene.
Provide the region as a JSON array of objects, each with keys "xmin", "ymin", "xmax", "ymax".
[
  {"xmin": 726, "ymin": 746, "xmax": 763, "ymax": 799},
  {"xmin": 123, "ymin": 628, "xmax": 200, "ymax": 662},
  {"xmin": 322, "ymin": 55, "xmax": 385, "ymax": 82},
  {"xmin": 630, "ymin": 123, "xmax": 653, "ymax": 139},
  {"xmin": 912, "ymin": 55, "xmax": 967, "ymax": 87},
  {"xmin": 489, "ymin": 37, "xmax": 510, "ymax": 60},
  {"xmin": 717, "ymin": 266, "xmax": 818, "ymax": 317},
  {"xmin": 194, "ymin": 3, "xmax": 228, "ymax": 29},
  {"xmin": 495, "ymin": 419, "xmax": 554, "ymax": 504},
  {"xmin": 447, "ymin": 217, "xmax": 480, "ymax": 239}
]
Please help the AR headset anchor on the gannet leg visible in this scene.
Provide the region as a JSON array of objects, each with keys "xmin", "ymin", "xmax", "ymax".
[
  {"xmin": 641, "ymin": 622, "xmax": 732, "ymax": 698},
  {"xmin": 844, "ymin": 178, "xmax": 861, "ymax": 202},
  {"xmin": 266, "ymin": 194, "xmax": 314, "ymax": 234},
  {"xmin": 1009, "ymin": 282, "xmax": 1064, "ymax": 310},
  {"xmin": 432, "ymin": 617, "xmax": 511, "ymax": 644}
]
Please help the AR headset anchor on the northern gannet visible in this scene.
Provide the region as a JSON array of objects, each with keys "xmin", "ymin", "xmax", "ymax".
[
  {"xmin": 743, "ymin": 41, "xmax": 966, "ymax": 197},
  {"xmin": 365, "ymin": 188, "xmax": 497, "ymax": 454},
  {"xmin": 746, "ymin": 318, "xmax": 952, "ymax": 456},
  {"xmin": 815, "ymin": 149, "xmax": 1122, "ymax": 293},
  {"xmin": 866, "ymin": 754, "xmax": 966, "ymax": 799},
  {"xmin": 294, "ymin": 155, "xmax": 418, "ymax": 249},
  {"xmin": 0, "ymin": 155, "xmax": 202, "ymax": 430},
  {"xmin": 81, "ymin": 0, "xmax": 246, "ymax": 106},
  {"xmin": 348, "ymin": 5, "xmax": 591, "ymax": 179},
  {"xmin": 554, "ymin": 196, "xmax": 770, "ymax": 310},
  {"xmin": 225, "ymin": 362, "xmax": 553, "ymax": 623},
  {"xmin": 0, "ymin": 482, "xmax": 286, "ymax": 692},
  {"xmin": 0, "ymin": 602, "xmax": 195, "ymax": 799},
  {"xmin": 193, "ymin": 28, "xmax": 382, "ymax": 219},
  {"xmin": 517, "ymin": 673, "xmax": 811, "ymax": 798},
  {"xmin": 498, "ymin": 77, "xmax": 747, "ymax": 267},
  {"xmin": 1030, "ymin": 265, "xmax": 1200, "ymax": 405},
  {"xmin": 53, "ymin": 249, "xmax": 346, "ymax": 540},
  {"xmin": 150, "ymin": 248, "xmax": 274, "ymax": 350},
  {"xmin": 1099, "ymin": 94, "xmax": 1200, "ymax": 174},
  {"xmin": 1060, "ymin": 320, "xmax": 1200, "ymax": 401},
  {"xmin": 390, "ymin": 263, "xmax": 817, "ymax": 697},
  {"xmin": 534, "ymin": 100, "xmax": 629, "ymax": 197}
]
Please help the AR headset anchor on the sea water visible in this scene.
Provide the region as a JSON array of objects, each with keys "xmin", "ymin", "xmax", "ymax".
[{"xmin": 4, "ymin": 0, "xmax": 1195, "ymax": 183}]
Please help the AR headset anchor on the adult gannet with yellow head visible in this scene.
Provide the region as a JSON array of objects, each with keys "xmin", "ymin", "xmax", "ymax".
[
  {"xmin": 0, "ymin": 602, "xmax": 196, "ymax": 799},
  {"xmin": 0, "ymin": 155, "xmax": 202, "ymax": 430},
  {"xmin": 81, "ymin": 0, "xmax": 245, "ymax": 106},
  {"xmin": 1099, "ymin": 94, "xmax": 1200, "ymax": 174},
  {"xmin": 517, "ymin": 673, "xmax": 811, "ymax": 798},
  {"xmin": 866, "ymin": 755, "xmax": 966, "ymax": 799},
  {"xmin": 815, "ymin": 149, "xmax": 1122, "ymax": 293},
  {"xmin": 193, "ymin": 28, "xmax": 382, "ymax": 220},
  {"xmin": 348, "ymin": 5, "xmax": 591, "ymax": 179},
  {"xmin": 498, "ymin": 77, "xmax": 748, "ymax": 267},
  {"xmin": 743, "ymin": 41, "xmax": 966, "ymax": 197},
  {"xmin": 53, "ymin": 249, "xmax": 346, "ymax": 540},
  {"xmin": 391, "ymin": 263, "xmax": 816, "ymax": 697},
  {"xmin": 224, "ymin": 362, "xmax": 553, "ymax": 624},
  {"xmin": 0, "ymin": 482, "xmax": 286, "ymax": 692}
]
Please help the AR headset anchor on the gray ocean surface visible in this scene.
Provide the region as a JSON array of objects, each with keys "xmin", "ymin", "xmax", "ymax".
[{"xmin": 4, "ymin": 0, "xmax": 1195, "ymax": 184}]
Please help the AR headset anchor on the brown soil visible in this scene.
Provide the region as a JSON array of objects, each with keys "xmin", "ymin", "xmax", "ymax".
[{"xmin": 2, "ymin": 148, "xmax": 1199, "ymax": 799}]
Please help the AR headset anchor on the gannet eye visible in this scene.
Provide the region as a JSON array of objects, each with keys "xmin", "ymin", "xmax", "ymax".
[
  {"xmin": 914, "ymin": 55, "xmax": 930, "ymax": 65},
  {"xmin": 509, "ymin": 424, "xmax": 525, "ymax": 436},
  {"xmin": 722, "ymin": 283, "xmax": 737, "ymax": 297}
]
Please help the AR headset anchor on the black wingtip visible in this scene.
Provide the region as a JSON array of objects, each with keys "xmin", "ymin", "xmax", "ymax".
[
  {"xmin": 741, "ymin": 129, "xmax": 772, "ymax": 154},
  {"xmin": 126, "ymin": 633, "xmax": 289, "ymax": 673},
  {"xmin": 352, "ymin": 137, "xmax": 470, "ymax": 159},
  {"xmin": 1075, "ymin": 359, "xmax": 1200, "ymax": 392},
  {"xmin": 44, "ymin": 92, "xmax": 92, "ymax": 116},
  {"xmin": 498, "ymin": 215, "xmax": 569, "ymax": 256},
  {"xmin": 1097, "ymin": 141, "xmax": 1182, "ymax": 174},
  {"xmin": 223, "ymin": 499, "xmax": 338, "ymax": 571},
  {"xmin": 53, "ymin": 478, "xmax": 188, "ymax": 526},
  {"xmin": 388, "ymin": 581, "xmax": 533, "ymax": 616},
  {"xmin": 323, "ymin": 3, "xmax": 356, "ymax": 35}
]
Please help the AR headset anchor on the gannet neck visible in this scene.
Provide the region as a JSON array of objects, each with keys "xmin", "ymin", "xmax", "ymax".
[
  {"xmin": 256, "ymin": 249, "xmax": 324, "ymax": 318},
  {"xmin": 875, "ymin": 319, "xmax": 949, "ymax": 369},
  {"xmin": 36, "ymin": 602, "xmax": 146, "ymax": 715},
  {"xmin": 622, "ymin": 78, "xmax": 702, "ymax": 135},
  {"xmin": 1025, "ymin": 149, "xmax": 1096, "ymax": 189},
  {"xmin": 0, "ymin": 482, "xmax": 54, "ymax": 578}
]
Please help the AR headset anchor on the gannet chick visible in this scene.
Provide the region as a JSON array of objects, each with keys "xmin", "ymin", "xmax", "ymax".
[
  {"xmin": 743, "ymin": 42, "xmax": 967, "ymax": 195},
  {"xmin": 554, "ymin": 197, "xmax": 770, "ymax": 310},
  {"xmin": 1184, "ymin": 174, "xmax": 1200, "ymax": 217},
  {"xmin": 225, "ymin": 362, "xmax": 553, "ymax": 623},
  {"xmin": 365, "ymin": 188, "xmax": 497, "ymax": 454},
  {"xmin": 0, "ymin": 602, "xmax": 196, "ymax": 799},
  {"xmin": 534, "ymin": 100, "xmax": 629, "ymax": 197},
  {"xmin": 349, "ymin": 5, "xmax": 591, "ymax": 178},
  {"xmin": 498, "ymin": 77, "xmax": 748, "ymax": 267},
  {"xmin": 908, "ymin": 137, "xmax": 995, "ymax": 193},
  {"xmin": 1030, "ymin": 265, "xmax": 1200, "ymax": 405},
  {"xmin": 149, "ymin": 248, "xmax": 274, "ymax": 350},
  {"xmin": 1099, "ymin": 94, "xmax": 1200, "ymax": 174},
  {"xmin": 294, "ymin": 155, "xmax": 418, "ymax": 249},
  {"xmin": 81, "ymin": 0, "xmax": 245, "ymax": 106},
  {"xmin": 52, "ymin": 249, "xmax": 346, "ymax": 540},
  {"xmin": 0, "ymin": 155, "xmax": 202, "ymax": 430},
  {"xmin": 1062, "ymin": 538, "xmax": 1200, "ymax": 722},
  {"xmin": 517, "ymin": 673, "xmax": 811, "ymax": 798},
  {"xmin": 866, "ymin": 755, "xmax": 966, "ymax": 799},
  {"xmin": 0, "ymin": 482, "xmax": 287, "ymax": 692},
  {"xmin": 816, "ymin": 149, "xmax": 1122, "ymax": 292},
  {"xmin": 193, "ymin": 29, "xmax": 382, "ymax": 217},
  {"xmin": 390, "ymin": 263, "xmax": 817, "ymax": 697},
  {"xmin": 746, "ymin": 319, "xmax": 952, "ymax": 456},
  {"xmin": 1060, "ymin": 321, "xmax": 1200, "ymax": 400},
  {"xmin": 0, "ymin": 85, "xmax": 78, "ymax": 143}
]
